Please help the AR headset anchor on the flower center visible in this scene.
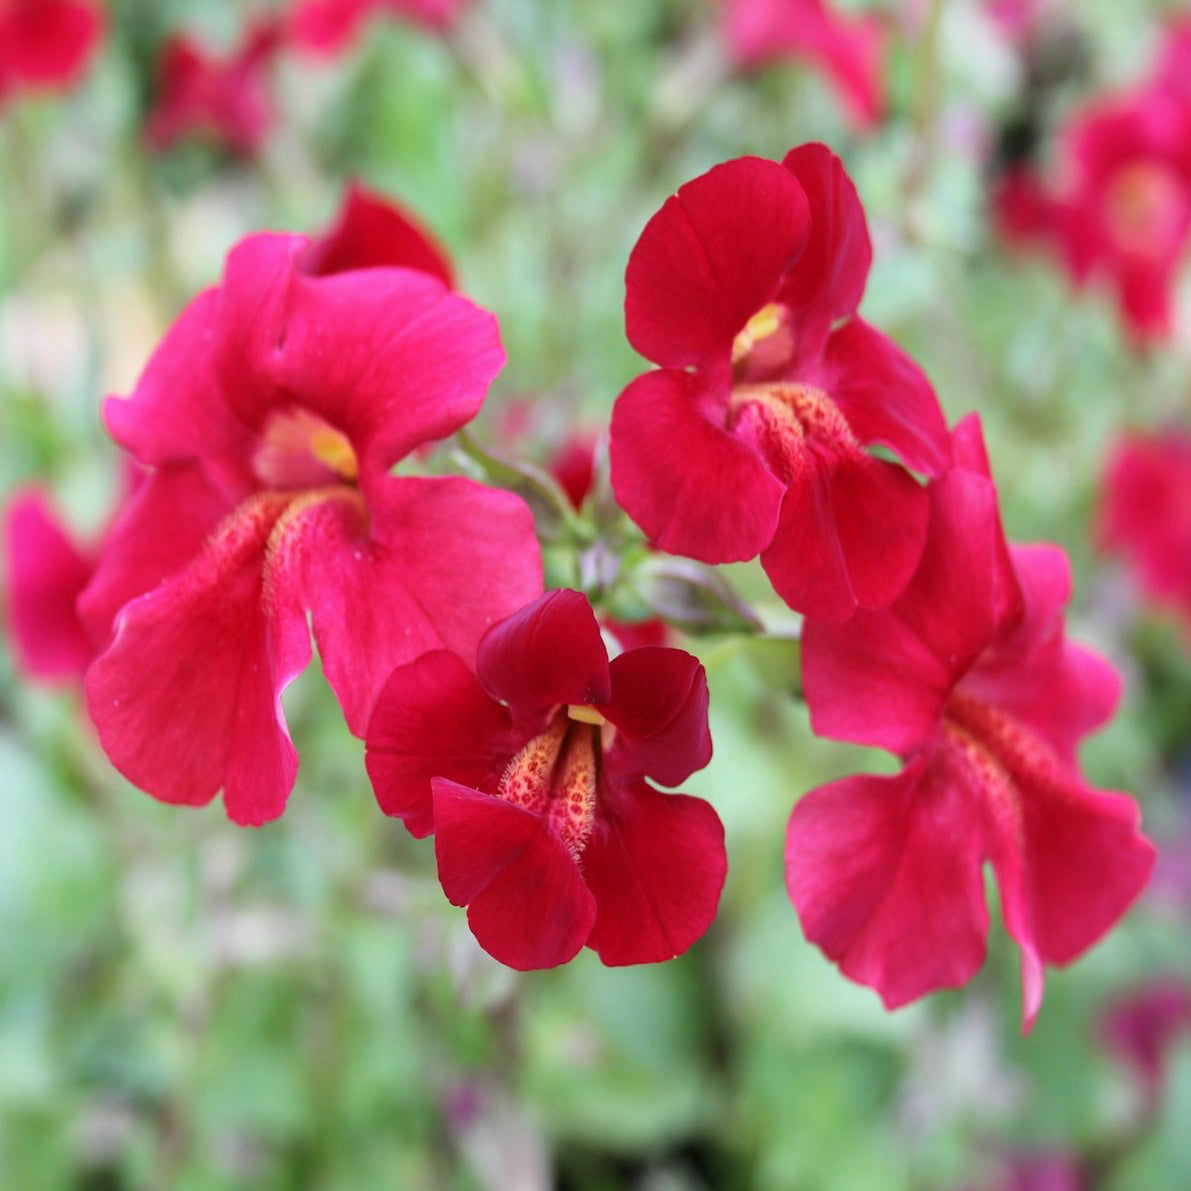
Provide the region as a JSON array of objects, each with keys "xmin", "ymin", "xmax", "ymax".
[
  {"xmin": 1104, "ymin": 160, "xmax": 1188, "ymax": 261},
  {"xmin": 497, "ymin": 707, "xmax": 602, "ymax": 857},
  {"xmin": 728, "ymin": 381, "xmax": 857, "ymax": 481},
  {"xmin": 253, "ymin": 406, "xmax": 359, "ymax": 491}
]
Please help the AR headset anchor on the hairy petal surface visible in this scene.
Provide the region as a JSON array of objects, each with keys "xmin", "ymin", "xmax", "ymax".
[{"xmin": 84, "ymin": 494, "xmax": 309, "ymax": 826}]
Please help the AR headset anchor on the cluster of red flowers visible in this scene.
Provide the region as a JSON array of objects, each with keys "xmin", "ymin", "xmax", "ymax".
[
  {"xmin": 3, "ymin": 138, "xmax": 1156, "ymax": 1017},
  {"xmin": 145, "ymin": 0, "xmax": 465, "ymax": 155},
  {"xmin": 609, "ymin": 144, "xmax": 1154, "ymax": 1026},
  {"xmin": 994, "ymin": 16, "xmax": 1191, "ymax": 344}
]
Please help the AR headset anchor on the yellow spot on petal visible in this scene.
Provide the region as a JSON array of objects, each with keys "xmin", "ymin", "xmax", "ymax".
[
  {"xmin": 567, "ymin": 704, "xmax": 606, "ymax": 726},
  {"xmin": 732, "ymin": 302, "xmax": 783, "ymax": 366}
]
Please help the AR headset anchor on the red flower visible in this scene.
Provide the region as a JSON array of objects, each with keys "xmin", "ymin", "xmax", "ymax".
[
  {"xmin": 787, "ymin": 416, "xmax": 1154, "ymax": 1028},
  {"xmin": 365, "ymin": 589, "xmax": 724, "ymax": 969},
  {"xmin": 610, "ymin": 145, "xmax": 951, "ymax": 621},
  {"xmin": 717, "ymin": 0, "xmax": 885, "ymax": 130},
  {"xmin": 145, "ymin": 18, "xmax": 282, "ymax": 156},
  {"xmin": 287, "ymin": 0, "xmax": 465, "ymax": 56},
  {"xmin": 79, "ymin": 218, "xmax": 541, "ymax": 827},
  {"xmin": 1098, "ymin": 429, "xmax": 1191, "ymax": 631},
  {"xmin": 0, "ymin": 0, "xmax": 103, "ymax": 106},
  {"xmin": 993, "ymin": 26, "xmax": 1191, "ymax": 344}
]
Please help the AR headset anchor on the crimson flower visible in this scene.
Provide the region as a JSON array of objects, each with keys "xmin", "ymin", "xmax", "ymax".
[
  {"xmin": 0, "ymin": 0, "xmax": 102, "ymax": 106},
  {"xmin": 610, "ymin": 144, "xmax": 951, "ymax": 621},
  {"xmin": 1098, "ymin": 429, "xmax": 1191, "ymax": 631},
  {"xmin": 787, "ymin": 416, "xmax": 1155, "ymax": 1028},
  {"xmin": 145, "ymin": 18, "xmax": 282, "ymax": 156},
  {"xmin": 287, "ymin": 0, "xmax": 464, "ymax": 56},
  {"xmin": 79, "ymin": 219, "xmax": 541, "ymax": 827},
  {"xmin": 365, "ymin": 589, "xmax": 724, "ymax": 969},
  {"xmin": 717, "ymin": 0, "xmax": 885, "ymax": 130},
  {"xmin": 993, "ymin": 26, "xmax": 1191, "ymax": 344}
]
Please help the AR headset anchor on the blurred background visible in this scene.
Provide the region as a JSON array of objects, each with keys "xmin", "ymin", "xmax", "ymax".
[{"xmin": 3, "ymin": 0, "xmax": 1191, "ymax": 1186}]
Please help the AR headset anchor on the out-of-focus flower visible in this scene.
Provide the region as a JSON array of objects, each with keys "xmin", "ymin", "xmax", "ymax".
[
  {"xmin": 79, "ymin": 209, "xmax": 541, "ymax": 826},
  {"xmin": 0, "ymin": 0, "xmax": 103, "ymax": 107},
  {"xmin": 287, "ymin": 0, "xmax": 465, "ymax": 57},
  {"xmin": 1099, "ymin": 976, "xmax": 1191, "ymax": 1104},
  {"xmin": 145, "ymin": 17, "xmax": 282, "ymax": 156},
  {"xmin": 787, "ymin": 416, "xmax": 1155, "ymax": 1029},
  {"xmin": 365, "ymin": 588, "xmax": 724, "ymax": 969},
  {"xmin": 1098, "ymin": 429, "xmax": 1191, "ymax": 631},
  {"xmin": 716, "ymin": 0, "xmax": 884, "ymax": 130},
  {"xmin": 4, "ymin": 488, "xmax": 104, "ymax": 682},
  {"xmin": 610, "ymin": 144, "xmax": 951, "ymax": 621},
  {"xmin": 992, "ymin": 22, "xmax": 1191, "ymax": 344}
]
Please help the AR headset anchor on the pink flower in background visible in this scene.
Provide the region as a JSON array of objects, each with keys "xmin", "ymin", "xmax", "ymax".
[
  {"xmin": 1098, "ymin": 429, "xmax": 1191, "ymax": 630},
  {"xmin": 287, "ymin": 0, "xmax": 465, "ymax": 56},
  {"xmin": 80, "ymin": 217, "xmax": 541, "ymax": 827},
  {"xmin": 365, "ymin": 589, "xmax": 724, "ymax": 969},
  {"xmin": 993, "ymin": 24, "xmax": 1191, "ymax": 344},
  {"xmin": 0, "ymin": 0, "xmax": 103, "ymax": 106},
  {"xmin": 3, "ymin": 467, "xmax": 140, "ymax": 684},
  {"xmin": 717, "ymin": 0, "xmax": 885, "ymax": 130},
  {"xmin": 145, "ymin": 18, "xmax": 282, "ymax": 155},
  {"xmin": 1099, "ymin": 976, "xmax": 1191, "ymax": 1105},
  {"xmin": 610, "ymin": 144, "xmax": 951, "ymax": 621},
  {"xmin": 787, "ymin": 416, "xmax": 1155, "ymax": 1028},
  {"xmin": 4, "ymin": 489, "xmax": 103, "ymax": 683}
]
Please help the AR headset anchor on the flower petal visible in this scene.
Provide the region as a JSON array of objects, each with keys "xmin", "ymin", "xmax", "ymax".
[
  {"xmin": 433, "ymin": 778, "xmax": 596, "ymax": 969},
  {"xmin": 84, "ymin": 494, "xmax": 310, "ymax": 826},
  {"xmin": 475, "ymin": 588, "xmax": 609, "ymax": 719},
  {"xmin": 624, "ymin": 156, "xmax": 810, "ymax": 367},
  {"xmin": 214, "ymin": 233, "xmax": 505, "ymax": 473},
  {"xmin": 300, "ymin": 182, "xmax": 454, "ymax": 287},
  {"xmin": 3, "ymin": 488, "xmax": 95, "ymax": 682},
  {"xmin": 610, "ymin": 369, "xmax": 784, "ymax": 563},
  {"xmin": 287, "ymin": 475, "xmax": 541, "ymax": 736},
  {"xmin": 816, "ymin": 319, "xmax": 952, "ymax": 476},
  {"xmin": 778, "ymin": 142, "xmax": 873, "ymax": 344},
  {"xmin": 785, "ymin": 750, "xmax": 991, "ymax": 1010},
  {"xmin": 583, "ymin": 778, "xmax": 726, "ymax": 966},
  {"xmin": 365, "ymin": 650, "xmax": 519, "ymax": 837},
  {"xmin": 604, "ymin": 647, "xmax": 712, "ymax": 786},
  {"xmin": 76, "ymin": 462, "xmax": 235, "ymax": 651}
]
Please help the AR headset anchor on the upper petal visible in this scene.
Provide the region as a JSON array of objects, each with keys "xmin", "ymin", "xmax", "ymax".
[
  {"xmin": 778, "ymin": 143, "xmax": 873, "ymax": 345},
  {"xmin": 476, "ymin": 588, "xmax": 610, "ymax": 718},
  {"xmin": 300, "ymin": 181, "xmax": 455, "ymax": 287},
  {"xmin": 214, "ymin": 233, "xmax": 505, "ymax": 473},
  {"xmin": 604, "ymin": 647, "xmax": 712, "ymax": 787},
  {"xmin": 583, "ymin": 778, "xmax": 726, "ymax": 966},
  {"xmin": 624, "ymin": 156, "xmax": 810, "ymax": 367},
  {"xmin": 609, "ymin": 368, "xmax": 785, "ymax": 563}
]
